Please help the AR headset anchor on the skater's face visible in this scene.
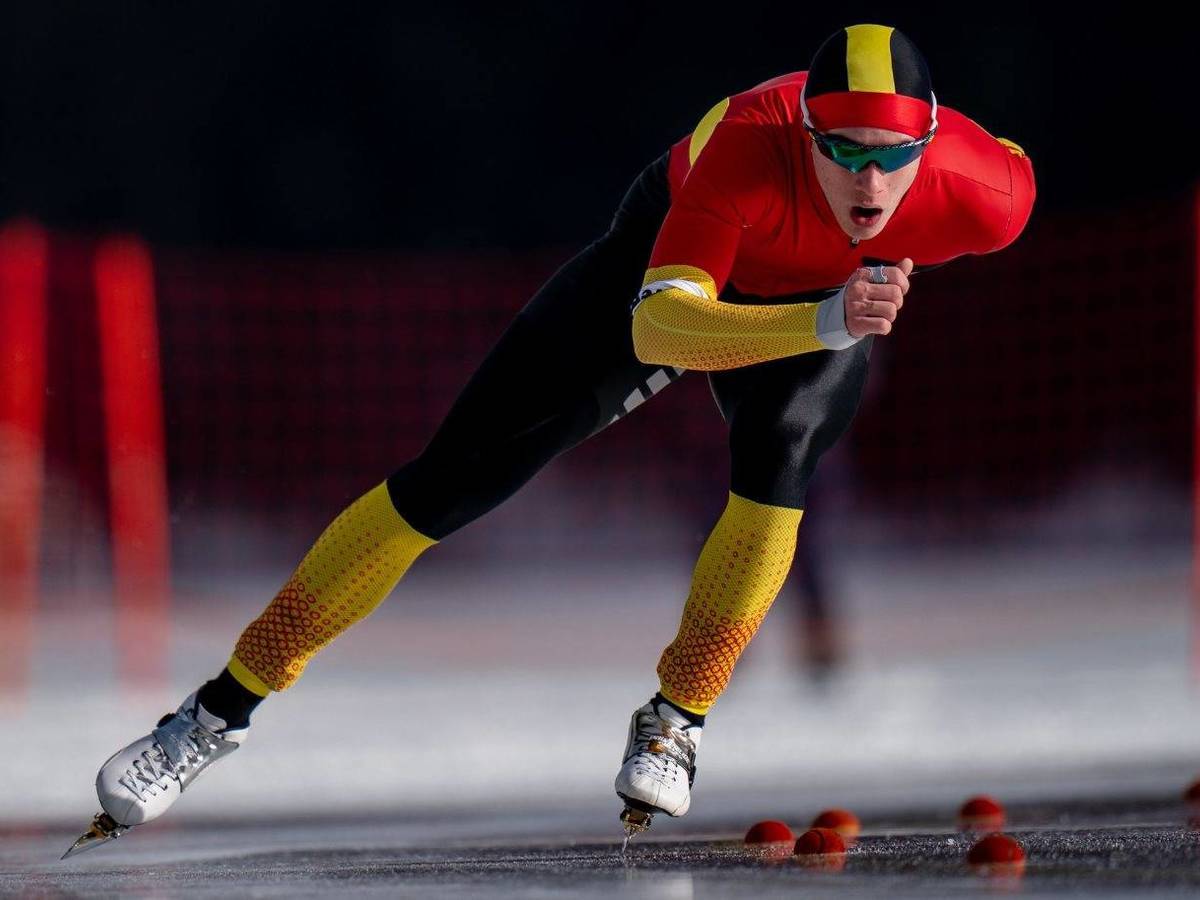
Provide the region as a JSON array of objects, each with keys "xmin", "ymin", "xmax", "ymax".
[{"xmin": 811, "ymin": 126, "xmax": 923, "ymax": 242}]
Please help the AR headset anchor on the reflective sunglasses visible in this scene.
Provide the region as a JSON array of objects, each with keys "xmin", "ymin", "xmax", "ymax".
[{"xmin": 806, "ymin": 125, "xmax": 936, "ymax": 174}]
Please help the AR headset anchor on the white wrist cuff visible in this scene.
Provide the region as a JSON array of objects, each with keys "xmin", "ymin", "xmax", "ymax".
[
  {"xmin": 630, "ymin": 278, "xmax": 708, "ymax": 314},
  {"xmin": 815, "ymin": 286, "xmax": 861, "ymax": 351}
]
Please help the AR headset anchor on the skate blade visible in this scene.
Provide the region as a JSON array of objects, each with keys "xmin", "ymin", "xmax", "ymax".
[
  {"xmin": 619, "ymin": 806, "xmax": 655, "ymax": 839},
  {"xmin": 61, "ymin": 812, "xmax": 128, "ymax": 860}
]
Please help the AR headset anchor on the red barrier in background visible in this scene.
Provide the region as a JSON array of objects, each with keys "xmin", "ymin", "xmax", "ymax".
[
  {"xmin": 94, "ymin": 238, "xmax": 170, "ymax": 685},
  {"xmin": 0, "ymin": 221, "xmax": 48, "ymax": 701}
]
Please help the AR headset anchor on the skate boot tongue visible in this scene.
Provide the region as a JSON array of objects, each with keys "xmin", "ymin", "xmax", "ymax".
[
  {"xmin": 192, "ymin": 702, "xmax": 229, "ymax": 732},
  {"xmin": 179, "ymin": 693, "xmax": 249, "ymax": 743},
  {"xmin": 651, "ymin": 699, "xmax": 701, "ymax": 746}
]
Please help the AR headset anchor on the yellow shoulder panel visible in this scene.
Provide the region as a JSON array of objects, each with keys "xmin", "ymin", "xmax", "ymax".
[
  {"xmin": 688, "ymin": 97, "xmax": 731, "ymax": 167},
  {"xmin": 997, "ymin": 137, "xmax": 1026, "ymax": 157}
]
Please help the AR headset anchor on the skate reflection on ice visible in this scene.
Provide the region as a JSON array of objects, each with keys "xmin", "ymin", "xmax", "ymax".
[{"xmin": 621, "ymin": 868, "xmax": 693, "ymax": 899}]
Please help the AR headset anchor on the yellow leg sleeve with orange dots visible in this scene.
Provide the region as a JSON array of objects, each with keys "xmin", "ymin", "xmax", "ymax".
[
  {"xmin": 227, "ymin": 482, "xmax": 436, "ymax": 695},
  {"xmin": 656, "ymin": 492, "xmax": 802, "ymax": 715}
]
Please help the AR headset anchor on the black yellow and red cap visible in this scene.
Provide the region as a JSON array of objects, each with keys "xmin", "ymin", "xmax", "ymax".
[{"xmin": 801, "ymin": 24, "xmax": 936, "ymax": 140}]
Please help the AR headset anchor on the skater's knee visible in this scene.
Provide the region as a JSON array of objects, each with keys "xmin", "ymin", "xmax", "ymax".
[
  {"xmin": 387, "ymin": 402, "xmax": 596, "ymax": 538},
  {"xmin": 728, "ymin": 417, "xmax": 810, "ymax": 498},
  {"xmin": 728, "ymin": 392, "xmax": 860, "ymax": 507},
  {"xmin": 730, "ymin": 456, "xmax": 812, "ymax": 508}
]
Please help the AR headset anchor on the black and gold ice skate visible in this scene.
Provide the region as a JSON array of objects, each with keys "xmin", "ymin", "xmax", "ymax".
[
  {"xmin": 61, "ymin": 693, "xmax": 248, "ymax": 861},
  {"xmin": 614, "ymin": 699, "xmax": 702, "ymax": 850},
  {"xmin": 61, "ymin": 812, "xmax": 128, "ymax": 859}
]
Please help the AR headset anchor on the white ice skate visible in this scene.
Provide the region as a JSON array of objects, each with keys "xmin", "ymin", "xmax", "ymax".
[
  {"xmin": 614, "ymin": 698, "xmax": 701, "ymax": 838},
  {"xmin": 62, "ymin": 693, "xmax": 248, "ymax": 859}
]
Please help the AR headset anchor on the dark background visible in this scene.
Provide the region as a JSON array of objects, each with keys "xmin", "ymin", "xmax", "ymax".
[{"xmin": 1, "ymin": 2, "xmax": 1193, "ymax": 250}]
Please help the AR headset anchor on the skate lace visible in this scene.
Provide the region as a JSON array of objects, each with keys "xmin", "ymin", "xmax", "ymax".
[
  {"xmin": 626, "ymin": 711, "xmax": 697, "ymax": 785},
  {"xmin": 119, "ymin": 745, "xmax": 178, "ymax": 800},
  {"xmin": 119, "ymin": 720, "xmax": 220, "ymax": 801}
]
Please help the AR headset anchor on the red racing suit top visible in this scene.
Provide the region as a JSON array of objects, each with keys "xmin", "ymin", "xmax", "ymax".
[{"xmin": 631, "ymin": 71, "xmax": 1036, "ymax": 371}]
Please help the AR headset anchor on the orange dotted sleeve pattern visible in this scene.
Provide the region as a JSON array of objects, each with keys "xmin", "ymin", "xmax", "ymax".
[
  {"xmin": 632, "ymin": 264, "xmax": 826, "ymax": 372},
  {"xmin": 228, "ymin": 482, "xmax": 436, "ymax": 694},
  {"xmin": 656, "ymin": 492, "xmax": 803, "ymax": 714}
]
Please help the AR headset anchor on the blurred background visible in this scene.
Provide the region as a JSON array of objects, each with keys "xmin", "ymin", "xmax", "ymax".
[{"xmin": 1, "ymin": 2, "xmax": 1198, "ymax": 828}]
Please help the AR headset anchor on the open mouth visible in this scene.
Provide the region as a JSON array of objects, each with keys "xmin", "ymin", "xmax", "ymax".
[{"xmin": 850, "ymin": 206, "xmax": 883, "ymax": 227}]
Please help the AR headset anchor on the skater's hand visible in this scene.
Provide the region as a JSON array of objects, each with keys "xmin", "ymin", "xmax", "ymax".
[{"xmin": 844, "ymin": 258, "xmax": 913, "ymax": 339}]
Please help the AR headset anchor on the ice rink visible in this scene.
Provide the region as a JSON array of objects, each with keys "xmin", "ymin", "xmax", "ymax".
[
  {"xmin": 8, "ymin": 796, "xmax": 1200, "ymax": 897},
  {"xmin": 4, "ymin": 542, "xmax": 1200, "ymax": 896}
]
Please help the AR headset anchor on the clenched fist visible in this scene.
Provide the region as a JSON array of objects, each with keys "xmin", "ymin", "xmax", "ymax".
[{"xmin": 844, "ymin": 257, "xmax": 913, "ymax": 338}]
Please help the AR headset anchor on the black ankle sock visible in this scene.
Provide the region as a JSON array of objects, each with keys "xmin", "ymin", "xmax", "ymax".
[
  {"xmin": 653, "ymin": 692, "xmax": 705, "ymax": 727},
  {"xmin": 196, "ymin": 668, "xmax": 264, "ymax": 727}
]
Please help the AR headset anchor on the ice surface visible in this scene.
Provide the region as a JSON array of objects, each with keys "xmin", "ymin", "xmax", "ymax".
[{"xmin": 2, "ymin": 546, "xmax": 1196, "ymax": 826}]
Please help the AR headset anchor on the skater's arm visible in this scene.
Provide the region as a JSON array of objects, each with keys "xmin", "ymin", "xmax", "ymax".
[
  {"xmin": 631, "ymin": 260, "xmax": 913, "ymax": 370},
  {"xmin": 631, "ymin": 124, "xmax": 852, "ymax": 371},
  {"xmin": 631, "ymin": 266, "xmax": 832, "ymax": 370}
]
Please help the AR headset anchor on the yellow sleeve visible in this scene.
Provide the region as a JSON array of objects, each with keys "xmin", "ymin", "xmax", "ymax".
[{"xmin": 631, "ymin": 264, "xmax": 828, "ymax": 371}]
